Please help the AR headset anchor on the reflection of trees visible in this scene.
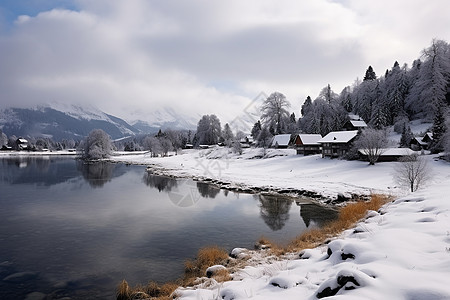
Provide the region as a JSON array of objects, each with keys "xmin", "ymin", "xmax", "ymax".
[
  {"xmin": 77, "ymin": 161, "xmax": 115, "ymax": 188},
  {"xmin": 258, "ymin": 195, "xmax": 292, "ymax": 231},
  {"xmin": 196, "ymin": 182, "xmax": 220, "ymax": 199},
  {"xmin": 299, "ymin": 203, "xmax": 338, "ymax": 227},
  {"xmin": 142, "ymin": 173, "xmax": 178, "ymax": 192}
]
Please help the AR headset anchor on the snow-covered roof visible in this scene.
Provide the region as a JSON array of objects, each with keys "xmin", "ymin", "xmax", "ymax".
[
  {"xmin": 297, "ymin": 134, "xmax": 322, "ymax": 145},
  {"xmin": 17, "ymin": 138, "xmax": 28, "ymax": 143},
  {"xmin": 358, "ymin": 148, "xmax": 418, "ymax": 156},
  {"xmin": 319, "ymin": 131, "xmax": 358, "ymax": 143},
  {"xmin": 348, "ymin": 113, "xmax": 362, "ymax": 121},
  {"xmin": 349, "ymin": 120, "xmax": 367, "ymax": 128},
  {"xmin": 271, "ymin": 134, "xmax": 291, "ymax": 147}
]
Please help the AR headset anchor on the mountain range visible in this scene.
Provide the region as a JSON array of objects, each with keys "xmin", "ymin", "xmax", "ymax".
[{"xmin": 0, "ymin": 104, "xmax": 197, "ymax": 140}]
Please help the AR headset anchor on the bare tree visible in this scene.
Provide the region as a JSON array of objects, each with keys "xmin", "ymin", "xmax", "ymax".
[
  {"xmin": 356, "ymin": 128, "xmax": 388, "ymax": 165},
  {"xmin": 394, "ymin": 154, "xmax": 432, "ymax": 192}
]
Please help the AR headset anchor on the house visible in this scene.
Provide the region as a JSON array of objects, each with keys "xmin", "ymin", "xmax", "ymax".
[
  {"xmin": 240, "ymin": 136, "xmax": 254, "ymax": 148},
  {"xmin": 318, "ymin": 131, "xmax": 358, "ymax": 158},
  {"xmin": 410, "ymin": 133, "xmax": 433, "ymax": 150},
  {"xmin": 343, "ymin": 119, "xmax": 367, "ymax": 131},
  {"xmin": 358, "ymin": 148, "xmax": 418, "ymax": 162},
  {"xmin": 16, "ymin": 138, "xmax": 29, "ymax": 150},
  {"xmin": 270, "ymin": 134, "xmax": 292, "ymax": 148},
  {"xmin": 294, "ymin": 134, "xmax": 322, "ymax": 155}
]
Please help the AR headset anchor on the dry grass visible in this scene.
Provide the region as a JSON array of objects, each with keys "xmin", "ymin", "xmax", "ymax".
[
  {"xmin": 116, "ymin": 194, "xmax": 391, "ymax": 299},
  {"xmin": 117, "ymin": 246, "xmax": 229, "ymax": 299},
  {"xmin": 287, "ymin": 194, "xmax": 391, "ymax": 253}
]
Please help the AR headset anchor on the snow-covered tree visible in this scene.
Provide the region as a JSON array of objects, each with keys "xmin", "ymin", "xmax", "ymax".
[
  {"xmin": 400, "ymin": 124, "xmax": 414, "ymax": 148},
  {"xmin": 257, "ymin": 126, "xmax": 272, "ymax": 154},
  {"xmin": 196, "ymin": 114, "xmax": 222, "ymax": 145},
  {"xmin": 339, "ymin": 86, "xmax": 353, "ymax": 113},
  {"xmin": 405, "ymin": 39, "xmax": 450, "ymax": 120},
  {"xmin": 317, "ymin": 84, "xmax": 339, "ymax": 103},
  {"xmin": 143, "ymin": 136, "xmax": 162, "ymax": 157},
  {"xmin": 82, "ymin": 129, "xmax": 112, "ymax": 160},
  {"xmin": 222, "ymin": 123, "xmax": 234, "ymax": 147},
  {"xmin": 300, "ymin": 96, "xmax": 313, "ymax": 116},
  {"xmin": 355, "ymin": 128, "xmax": 388, "ymax": 165},
  {"xmin": 251, "ymin": 120, "xmax": 262, "ymax": 141},
  {"xmin": 430, "ymin": 104, "xmax": 448, "ymax": 153},
  {"xmin": 363, "ymin": 65, "xmax": 377, "ymax": 81},
  {"xmin": 261, "ymin": 92, "xmax": 291, "ymax": 135},
  {"xmin": 0, "ymin": 129, "xmax": 7, "ymax": 147}
]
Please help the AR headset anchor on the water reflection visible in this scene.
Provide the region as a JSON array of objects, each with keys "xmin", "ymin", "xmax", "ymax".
[
  {"xmin": 299, "ymin": 202, "xmax": 339, "ymax": 227},
  {"xmin": 76, "ymin": 161, "xmax": 115, "ymax": 188},
  {"xmin": 258, "ymin": 195, "xmax": 292, "ymax": 231},
  {"xmin": 142, "ymin": 173, "xmax": 178, "ymax": 192},
  {"xmin": 0, "ymin": 157, "xmax": 77, "ymax": 186},
  {"xmin": 196, "ymin": 181, "xmax": 220, "ymax": 198}
]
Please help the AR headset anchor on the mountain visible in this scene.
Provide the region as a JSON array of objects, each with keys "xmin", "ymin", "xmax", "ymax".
[
  {"xmin": 129, "ymin": 107, "xmax": 198, "ymax": 132},
  {"xmin": 0, "ymin": 104, "xmax": 140, "ymax": 140},
  {"xmin": 0, "ymin": 104, "xmax": 200, "ymax": 141}
]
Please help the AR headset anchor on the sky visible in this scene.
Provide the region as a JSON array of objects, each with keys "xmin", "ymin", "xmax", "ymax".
[{"xmin": 0, "ymin": 0, "xmax": 449, "ymax": 125}]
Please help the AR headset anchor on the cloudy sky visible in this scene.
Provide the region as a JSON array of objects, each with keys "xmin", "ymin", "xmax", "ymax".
[{"xmin": 0, "ymin": 0, "xmax": 449, "ymax": 124}]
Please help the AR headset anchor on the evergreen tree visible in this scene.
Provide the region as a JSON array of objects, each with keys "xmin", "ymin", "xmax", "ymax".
[
  {"xmin": 400, "ymin": 124, "xmax": 414, "ymax": 148},
  {"xmin": 222, "ymin": 123, "xmax": 234, "ymax": 147},
  {"xmin": 363, "ymin": 65, "xmax": 377, "ymax": 81},
  {"xmin": 300, "ymin": 96, "xmax": 312, "ymax": 117},
  {"xmin": 430, "ymin": 105, "xmax": 448, "ymax": 153},
  {"xmin": 251, "ymin": 120, "xmax": 262, "ymax": 140}
]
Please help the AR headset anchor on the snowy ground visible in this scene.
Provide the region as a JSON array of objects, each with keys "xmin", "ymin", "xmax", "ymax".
[{"xmin": 108, "ymin": 147, "xmax": 450, "ymax": 299}]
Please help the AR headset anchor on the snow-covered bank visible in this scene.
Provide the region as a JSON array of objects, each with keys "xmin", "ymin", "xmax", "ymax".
[
  {"xmin": 177, "ymin": 185, "xmax": 450, "ymax": 299},
  {"xmin": 109, "ymin": 147, "xmax": 443, "ymax": 201},
  {"xmin": 109, "ymin": 147, "xmax": 450, "ymax": 299}
]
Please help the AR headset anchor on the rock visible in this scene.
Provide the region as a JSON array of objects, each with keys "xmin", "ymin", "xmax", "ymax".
[
  {"xmin": 206, "ymin": 265, "xmax": 227, "ymax": 278},
  {"xmin": 3, "ymin": 271, "xmax": 38, "ymax": 283},
  {"xmin": 230, "ymin": 248, "xmax": 248, "ymax": 259}
]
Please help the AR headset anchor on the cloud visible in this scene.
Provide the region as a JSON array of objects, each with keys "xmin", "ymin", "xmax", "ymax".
[{"xmin": 0, "ymin": 0, "xmax": 449, "ymax": 125}]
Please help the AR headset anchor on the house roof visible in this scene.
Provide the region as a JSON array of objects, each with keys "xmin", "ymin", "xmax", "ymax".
[
  {"xmin": 319, "ymin": 131, "xmax": 358, "ymax": 143},
  {"xmin": 348, "ymin": 114, "xmax": 362, "ymax": 121},
  {"xmin": 297, "ymin": 134, "xmax": 322, "ymax": 145},
  {"xmin": 271, "ymin": 134, "xmax": 291, "ymax": 147},
  {"xmin": 349, "ymin": 120, "xmax": 367, "ymax": 128},
  {"xmin": 358, "ymin": 148, "xmax": 418, "ymax": 156},
  {"xmin": 17, "ymin": 138, "xmax": 28, "ymax": 143}
]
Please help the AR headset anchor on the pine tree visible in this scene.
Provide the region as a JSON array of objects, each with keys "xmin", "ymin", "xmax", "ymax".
[
  {"xmin": 400, "ymin": 124, "xmax": 414, "ymax": 148},
  {"xmin": 363, "ymin": 66, "xmax": 377, "ymax": 81},
  {"xmin": 430, "ymin": 104, "xmax": 448, "ymax": 153}
]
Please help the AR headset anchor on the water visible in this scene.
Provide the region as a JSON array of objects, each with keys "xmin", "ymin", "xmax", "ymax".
[{"xmin": 0, "ymin": 156, "xmax": 337, "ymax": 299}]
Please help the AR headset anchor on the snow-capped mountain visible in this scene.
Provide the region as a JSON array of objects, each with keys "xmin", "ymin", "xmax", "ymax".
[
  {"xmin": 0, "ymin": 104, "xmax": 140, "ymax": 140},
  {"xmin": 0, "ymin": 103, "xmax": 199, "ymax": 140},
  {"xmin": 129, "ymin": 107, "xmax": 198, "ymax": 132}
]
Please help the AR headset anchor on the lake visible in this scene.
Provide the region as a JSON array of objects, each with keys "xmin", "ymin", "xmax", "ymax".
[{"xmin": 0, "ymin": 156, "xmax": 337, "ymax": 299}]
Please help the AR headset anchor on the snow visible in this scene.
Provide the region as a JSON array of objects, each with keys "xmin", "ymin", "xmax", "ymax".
[
  {"xmin": 318, "ymin": 131, "xmax": 358, "ymax": 143},
  {"xmin": 298, "ymin": 134, "xmax": 322, "ymax": 145},
  {"xmin": 271, "ymin": 134, "xmax": 292, "ymax": 147},
  {"xmin": 108, "ymin": 148, "xmax": 450, "ymax": 299},
  {"xmin": 349, "ymin": 120, "xmax": 367, "ymax": 128}
]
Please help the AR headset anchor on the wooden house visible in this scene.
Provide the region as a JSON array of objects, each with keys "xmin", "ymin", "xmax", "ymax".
[
  {"xmin": 318, "ymin": 131, "xmax": 358, "ymax": 158},
  {"xmin": 270, "ymin": 134, "xmax": 292, "ymax": 148},
  {"xmin": 410, "ymin": 133, "xmax": 433, "ymax": 150},
  {"xmin": 343, "ymin": 119, "xmax": 367, "ymax": 131},
  {"xmin": 16, "ymin": 138, "xmax": 29, "ymax": 150},
  {"xmin": 294, "ymin": 134, "xmax": 322, "ymax": 155}
]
